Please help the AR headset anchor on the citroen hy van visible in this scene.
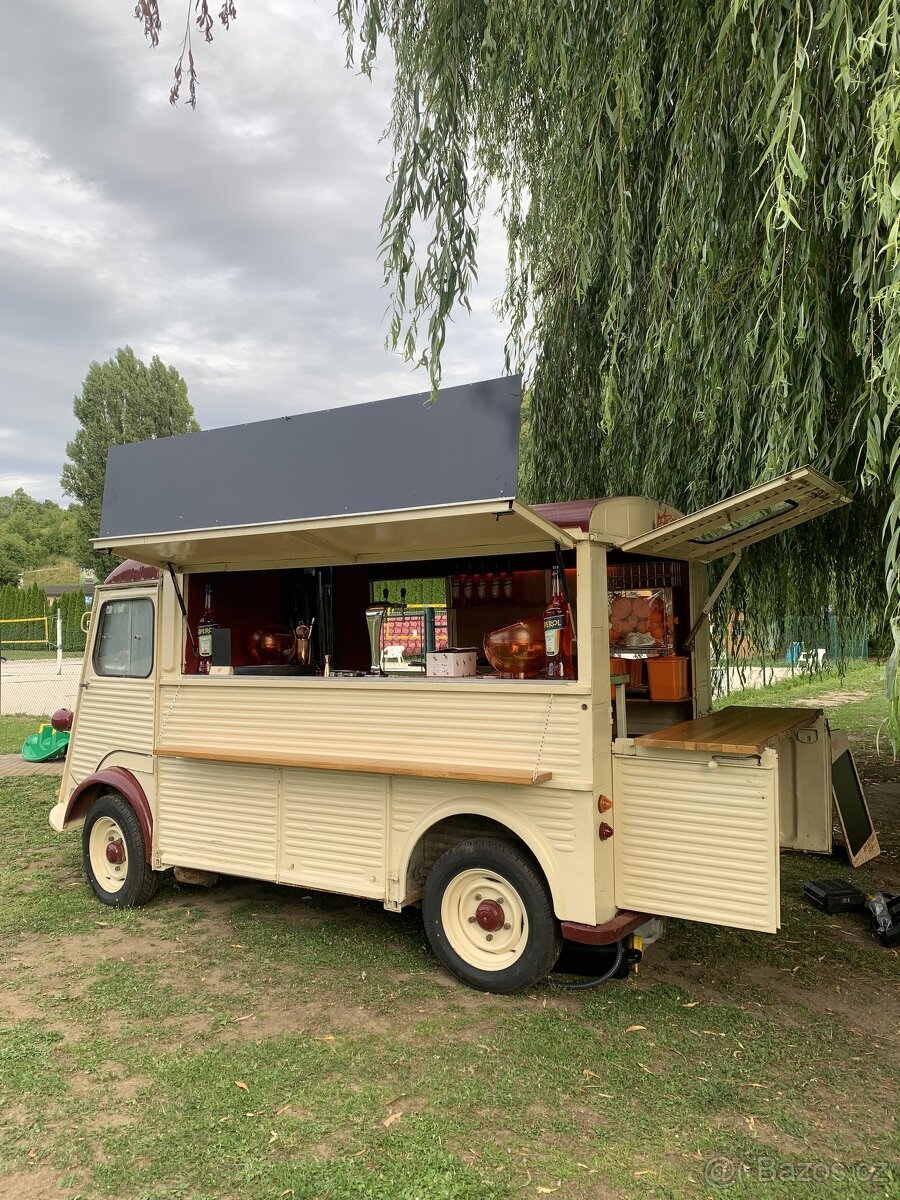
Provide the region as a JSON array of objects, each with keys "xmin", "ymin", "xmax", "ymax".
[{"xmin": 49, "ymin": 377, "xmax": 875, "ymax": 992}]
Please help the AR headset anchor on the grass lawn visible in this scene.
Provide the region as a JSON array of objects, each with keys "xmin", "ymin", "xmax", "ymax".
[
  {"xmin": 714, "ymin": 660, "xmax": 890, "ymax": 744},
  {"xmin": 0, "ymin": 671, "xmax": 897, "ymax": 1199},
  {"xmin": 0, "ymin": 714, "xmax": 48, "ymax": 754}
]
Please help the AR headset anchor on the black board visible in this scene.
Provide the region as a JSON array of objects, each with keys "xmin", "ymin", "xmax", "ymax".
[
  {"xmin": 99, "ymin": 375, "xmax": 521, "ymax": 539},
  {"xmin": 831, "ymin": 748, "xmax": 880, "ymax": 867}
]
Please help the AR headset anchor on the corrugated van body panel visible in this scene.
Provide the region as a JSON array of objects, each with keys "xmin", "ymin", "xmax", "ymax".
[
  {"xmin": 156, "ymin": 680, "xmax": 590, "ymax": 788},
  {"xmin": 613, "ymin": 752, "xmax": 779, "ymax": 932},
  {"xmin": 280, "ymin": 770, "xmax": 386, "ymax": 897},
  {"xmin": 390, "ymin": 778, "xmax": 596, "ymax": 924},
  {"xmin": 156, "ymin": 760, "xmax": 596, "ymax": 918},
  {"xmin": 157, "ymin": 759, "xmax": 278, "ymax": 878},
  {"xmin": 390, "ymin": 779, "xmax": 580, "ymax": 852},
  {"xmin": 67, "ymin": 680, "xmax": 156, "ymax": 786}
]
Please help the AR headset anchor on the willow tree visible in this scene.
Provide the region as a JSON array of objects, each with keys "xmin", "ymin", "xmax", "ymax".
[
  {"xmin": 140, "ymin": 1, "xmax": 898, "ymax": 722},
  {"xmin": 332, "ymin": 1, "xmax": 898, "ymax": 718}
]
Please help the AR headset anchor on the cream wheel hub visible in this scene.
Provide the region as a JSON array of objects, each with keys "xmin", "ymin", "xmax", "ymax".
[
  {"xmin": 441, "ymin": 869, "xmax": 528, "ymax": 971},
  {"xmin": 88, "ymin": 816, "xmax": 129, "ymax": 893}
]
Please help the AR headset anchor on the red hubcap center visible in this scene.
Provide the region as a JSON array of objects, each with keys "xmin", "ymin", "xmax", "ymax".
[
  {"xmin": 475, "ymin": 899, "xmax": 504, "ymax": 931},
  {"xmin": 105, "ymin": 839, "xmax": 125, "ymax": 864}
]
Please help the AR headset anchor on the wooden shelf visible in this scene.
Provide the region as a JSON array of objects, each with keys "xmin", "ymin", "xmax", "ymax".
[
  {"xmin": 636, "ymin": 706, "xmax": 822, "ymax": 756},
  {"xmin": 154, "ymin": 745, "xmax": 552, "ymax": 786}
]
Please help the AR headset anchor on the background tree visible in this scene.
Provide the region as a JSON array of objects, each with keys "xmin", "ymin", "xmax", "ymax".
[
  {"xmin": 0, "ymin": 489, "xmax": 81, "ymax": 586},
  {"xmin": 61, "ymin": 347, "xmax": 199, "ymax": 576},
  {"xmin": 0, "ymin": 560, "xmax": 19, "ymax": 589}
]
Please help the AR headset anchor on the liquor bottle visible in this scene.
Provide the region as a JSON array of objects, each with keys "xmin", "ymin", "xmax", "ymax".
[
  {"xmin": 449, "ymin": 571, "xmax": 461, "ymax": 608},
  {"xmin": 475, "ymin": 569, "xmax": 487, "ymax": 604},
  {"xmin": 544, "ymin": 566, "xmax": 573, "ymax": 679},
  {"xmin": 462, "ymin": 568, "xmax": 474, "ymax": 608},
  {"xmin": 502, "ymin": 561, "xmax": 514, "ymax": 605},
  {"xmin": 196, "ymin": 583, "xmax": 217, "ymax": 674},
  {"xmin": 488, "ymin": 570, "xmax": 500, "ymax": 605}
]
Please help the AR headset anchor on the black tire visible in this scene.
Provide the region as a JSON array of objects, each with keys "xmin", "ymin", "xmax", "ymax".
[
  {"xmin": 82, "ymin": 792, "xmax": 158, "ymax": 908},
  {"xmin": 422, "ymin": 838, "xmax": 563, "ymax": 993}
]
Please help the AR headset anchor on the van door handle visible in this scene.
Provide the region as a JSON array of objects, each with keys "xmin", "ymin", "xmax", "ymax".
[{"xmin": 79, "ymin": 682, "xmax": 90, "ymax": 689}]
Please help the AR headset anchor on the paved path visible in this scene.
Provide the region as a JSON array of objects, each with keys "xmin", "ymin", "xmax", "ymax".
[{"xmin": 0, "ymin": 753, "xmax": 64, "ymax": 778}]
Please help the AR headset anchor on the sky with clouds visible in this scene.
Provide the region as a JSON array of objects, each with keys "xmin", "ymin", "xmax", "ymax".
[{"xmin": 0, "ymin": 0, "xmax": 509, "ymax": 505}]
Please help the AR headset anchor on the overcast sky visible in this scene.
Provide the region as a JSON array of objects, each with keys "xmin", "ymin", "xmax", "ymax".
[{"xmin": 0, "ymin": 0, "xmax": 508, "ymax": 506}]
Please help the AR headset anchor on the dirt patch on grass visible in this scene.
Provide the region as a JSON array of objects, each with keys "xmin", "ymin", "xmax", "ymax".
[
  {"xmin": 647, "ymin": 934, "xmax": 900, "ymax": 1036},
  {"xmin": 0, "ymin": 986, "xmax": 42, "ymax": 1023},
  {"xmin": 793, "ymin": 690, "xmax": 871, "ymax": 706},
  {"xmin": 212, "ymin": 997, "xmax": 400, "ymax": 1043},
  {"xmin": 0, "ymin": 1168, "xmax": 80, "ymax": 1200},
  {"xmin": 0, "ymin": 981, "xmax": 83, "ymax": 1046},
  {"xmin": 8, "ymin": 925, "xmax": 176, "ymax": 978},
  {"xmin": 70, "ymin": 1067, "xmax": 150, "ymax": 1101}
]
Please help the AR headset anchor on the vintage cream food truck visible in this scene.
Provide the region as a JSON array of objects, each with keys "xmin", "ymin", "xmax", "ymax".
[{"xmin": 49, "ymin": 376, "xmax": 870, "ymax": 992}]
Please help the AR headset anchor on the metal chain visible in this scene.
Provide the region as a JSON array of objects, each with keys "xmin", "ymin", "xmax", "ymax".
[
  {"xmin": 532, "ymin": 693, "xmax": 554, "ymax": 783},
  {"xmin": 156, "ymin": 682, "xmax": 183, "ymax": 747}
]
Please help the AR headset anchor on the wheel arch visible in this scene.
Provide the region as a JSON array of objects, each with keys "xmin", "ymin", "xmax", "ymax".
[
  {"xmin": 59, "ymin": 768, "xmax": 153, "ymax": 862},
  {"xmin": 398, "ymin": 800, "xmax": 563, "ymax": 915}
]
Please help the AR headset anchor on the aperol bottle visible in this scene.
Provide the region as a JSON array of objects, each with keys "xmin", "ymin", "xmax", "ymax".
[
  {"xmin": 196, "ymin": 584, "xmax": 217, "ymax": 674},
  {"xmin": 544, "ymin": 566, "xmax": 573, "ymax": 679}
]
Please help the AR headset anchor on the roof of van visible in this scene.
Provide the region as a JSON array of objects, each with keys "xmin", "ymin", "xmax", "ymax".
[{"xmin": 531, "ymin": 499, "xmax": 606, "ymax": 532}]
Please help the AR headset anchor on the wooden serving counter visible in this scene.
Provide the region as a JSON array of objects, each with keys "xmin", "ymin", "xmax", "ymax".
[{"xmin": 635, "ymin": 705, "xmax": 823, "ymax": 756}]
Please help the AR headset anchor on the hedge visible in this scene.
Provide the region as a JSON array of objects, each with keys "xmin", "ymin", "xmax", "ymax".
[{"xmin": 0, "ymin": 584, "xmax": 88, "ymax": 653}]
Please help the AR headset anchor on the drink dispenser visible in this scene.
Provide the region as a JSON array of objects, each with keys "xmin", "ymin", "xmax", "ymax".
[{"xmin": 365, "ymin": 603, "xmax": 388, "ymax": 674}]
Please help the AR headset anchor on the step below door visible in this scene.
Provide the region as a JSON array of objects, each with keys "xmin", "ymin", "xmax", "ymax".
[{"xmin": 613, "ymin": 748, "xmax": 780, "ymax": 933}]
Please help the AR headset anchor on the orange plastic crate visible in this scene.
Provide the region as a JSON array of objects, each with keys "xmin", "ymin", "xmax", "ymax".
[{"xmin": 646, "ymin": 655, "xmax": 690, "ymax": 701}]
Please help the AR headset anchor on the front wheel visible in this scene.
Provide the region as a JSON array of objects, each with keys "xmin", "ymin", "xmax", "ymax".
[
  {"xmin": 422, "ymin": 838, "xmax": 562, "ymax": 993},
  {"xmin": 82, "ymin": 792, "xmax": 158, "ymax": 908}
]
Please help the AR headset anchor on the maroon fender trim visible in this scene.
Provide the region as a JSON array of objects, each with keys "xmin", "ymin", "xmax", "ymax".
[
  {"xmin": 63, "ymin": 768, "xmax": 153, "ymax": 862},
  {"xmin": 561, "ymin": 911, "xmax": 650, "ymax": 946}
]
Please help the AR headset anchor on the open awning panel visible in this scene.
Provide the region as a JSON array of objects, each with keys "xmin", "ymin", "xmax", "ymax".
[
  {"xmin": 99, "ymin": 376, "xmax": 521, "ymax": 541},
  {"xmin": 620, "ymin": 467, "xmax": 851, "ymax": 563},
  {"xmin": 94, "ymin": 500, "xmax": 575, "ymax": 572},
  {"xmin": 94, "ymin": 374, "xmax": 556, "ymax": 570}
]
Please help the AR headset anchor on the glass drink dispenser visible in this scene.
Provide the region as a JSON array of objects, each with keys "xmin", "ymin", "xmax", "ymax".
[{"xmin": 608, "ymin": 588, "xmax": 675, "ymax": 653}]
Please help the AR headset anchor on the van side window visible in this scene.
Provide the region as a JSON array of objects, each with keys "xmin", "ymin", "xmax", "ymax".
[{"xmin": 93, "ymin": 598, "xmax": 154, "ymax": 678}]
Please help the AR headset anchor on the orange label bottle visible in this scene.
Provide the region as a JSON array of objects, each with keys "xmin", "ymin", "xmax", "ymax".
[
  {"xmin": 544, "ymin": 566, "xmax": 573, "ymax": 679},
  {"xmin": 197, "ymin": 584, "xmax": 216, "ymax": 674}
]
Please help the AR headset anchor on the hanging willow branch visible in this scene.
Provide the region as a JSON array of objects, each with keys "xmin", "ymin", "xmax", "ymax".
[
  {"xmin": 338, "ymin": 0, "xmax": 900, "ymax": 734},
  {"xmin": 134, "ymin": 0, "xmax": 236, "ymax": 107}
]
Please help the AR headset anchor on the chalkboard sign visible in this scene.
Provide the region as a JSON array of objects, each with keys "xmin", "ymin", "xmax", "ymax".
[{"xmin": 831, "ymin": 749, "xmax": 880, "ymax": 867}]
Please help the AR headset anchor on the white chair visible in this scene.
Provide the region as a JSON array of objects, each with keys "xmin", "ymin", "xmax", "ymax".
[
  {"xmin": 381, "ymin": 644, "xmax": 406, "ymax": 668},
  {"xmin": 799, "ymin": 647, "xmax": 826, "ymax": 668}
]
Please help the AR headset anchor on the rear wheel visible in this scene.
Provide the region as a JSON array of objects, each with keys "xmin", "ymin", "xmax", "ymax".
[
  {"xmin": 422, "ymin": 838, "xmax": 562, "ymax": 993},
  {"xmin": 82, "ymin": 792, "xmax": 158, "ymax": 908}
]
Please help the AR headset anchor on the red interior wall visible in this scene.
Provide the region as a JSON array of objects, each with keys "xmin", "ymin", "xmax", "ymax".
[
  {"xmin": 184, "ymin": 571, "xmax": 284, "ymax": 672},
  {"xmin": 332, "ymin": 567, "xmax": 373, "ymax": 671}
]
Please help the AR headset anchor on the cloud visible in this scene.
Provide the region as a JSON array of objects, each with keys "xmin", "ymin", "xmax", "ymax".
[{"xmin": 0, "ymin": 0, "xmax": 508, "ymax": 506}]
